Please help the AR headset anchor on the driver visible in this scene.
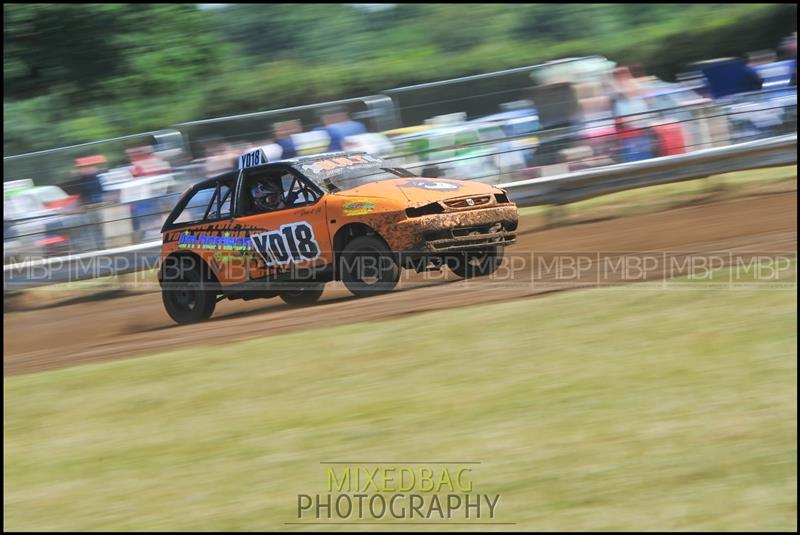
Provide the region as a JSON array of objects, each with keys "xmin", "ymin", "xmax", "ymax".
[{"xmin": 250, "ymin": 178, "xmax": 285, "ymax": 212}]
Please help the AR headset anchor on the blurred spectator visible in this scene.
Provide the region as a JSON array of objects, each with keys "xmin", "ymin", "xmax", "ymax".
[
  {"xmin": 575, "ymin": 80, "xmax": 611, "ymax": 121},
  {"xmin": 123, "ymin": 146, "xmax": 174, "ymax": 241},
  {"xmin": 68, "ymin": 155, "xmax": 107, "ymax": 251},
  {"xmin": 778, "ymin": 32, "xmax": 797, "ymax": 86},
  {"xmin": 321, "ymin": 109, "xmax": 367, "ymax": 152},
  {"xmin": 125, "ymin": 146, "xmax": 171, "ymax": 178},
  {"xmin": 273, "ymin": 119, "xmax": 302, "ymax": 159},
  {"xmin": 609, "ymin": 66, "xmax": 655, "ymax": 163},
  {"xmin": 204, "ymin": 142, "xmax": 237, "ymax": 176},
  {"xmin": 778, "ymin": 32, "xmax": 797, "ymax": 60},
  {"xmin": 72, "ymin": 155, "xmax": 107, "ymax": 206},
  {"xmin": 610, "ymin": 66, "xmax": 648, "ymax": 117}
]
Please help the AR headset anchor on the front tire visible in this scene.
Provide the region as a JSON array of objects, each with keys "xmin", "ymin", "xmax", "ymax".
[
  {"xmin": 161, "ymin": 256, "xmax": 217, "ymax": 324},
  {"xmin": 447, "ymin": 246, "xmax": 505, "ymax": 279},
  {"xmin": 279, "ymin": 282, "xmax": 326, "ymax": 306},
  {"xmin": 339, "ymin": 235, "xmax": 400, "ymax": 297}
]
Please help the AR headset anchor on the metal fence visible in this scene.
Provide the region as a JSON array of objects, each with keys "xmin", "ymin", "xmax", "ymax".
[
  {"xmin": 4, "ymin": 132, "xmax": 796, "ymax": 290},
  {"xmin": 501, "ymin": 133, "xmax": 797, "ymax": 206},
  {"xmin": 3, "ymin": 129, "xmax": 193, "ymax": 188},
  {"xmin": 174, "ymin": 95, "xmax": 398, "ymax": 158},
  {"xmin": 4, "ymin": 100, "xmax": 796, "ymax": 263},
  {"xmin": 3, "ymin": 61, "xmax": 797, "ymax": 274}
]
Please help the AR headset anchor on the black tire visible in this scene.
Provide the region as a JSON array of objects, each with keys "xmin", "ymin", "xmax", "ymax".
[
  {"xmin": 161, "ymin": 256, "xmax": 217, "ymax": 324},
  {"xmin": 339, "ymin": 235, "xmax": 400, "ymax": 297},
  {"xmin": 279, "ymin": 282, "xmax": 326, "ymax": 306},
  {"xmin": 447, "ymin": 246, "xmax": 505, "ymax": 279}
]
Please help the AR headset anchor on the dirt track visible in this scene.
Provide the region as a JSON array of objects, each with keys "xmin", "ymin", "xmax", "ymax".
[{"xmin": 4, "ymin": 183, "xmax": 797, "ymax": 376}]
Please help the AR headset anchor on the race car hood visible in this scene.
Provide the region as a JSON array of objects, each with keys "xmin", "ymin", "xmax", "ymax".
[{"xmin": 335, "ymin": 178, "xmax": 500, "ymax": 206}]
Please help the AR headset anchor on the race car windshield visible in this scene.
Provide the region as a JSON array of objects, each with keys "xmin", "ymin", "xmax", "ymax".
[
  {"xmin": 323, "ymin": 166, "xmax": 416, "ymax": 192},
  {"xmin": 294, "ymin": 157, "xmax": 416, "ymax": 193}
]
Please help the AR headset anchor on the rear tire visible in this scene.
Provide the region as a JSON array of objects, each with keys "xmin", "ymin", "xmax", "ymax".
[
  {"xmin": 339, "ymin": 235, "xmax": 400, "ymax": 297},
  {"xmin": 279, "ymin": 282, "xmax": 326, "ymax": 306},
  {"xmin": 161, "ymin": 256, "xmax": 217, "ymax": 324},
  {"xmin": 447, "ymin": 246, "xmax": 505, "ymax": 279}
]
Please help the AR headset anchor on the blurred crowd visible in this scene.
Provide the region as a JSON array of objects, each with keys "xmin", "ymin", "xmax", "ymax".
[
  {"xmin": 200, "ymin": 109, "xmax": 371, "ymax": 177},
  {"xmin": 4, "ymin": 34, "xmax": 796, "ymax": 264}
]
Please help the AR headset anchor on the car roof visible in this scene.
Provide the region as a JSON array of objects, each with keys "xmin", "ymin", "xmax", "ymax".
[
  {"xmin": 193, "ymin": 151, "xmax": 376, "ymax": 189},
  {"xmin": 274, "ymin": 150, "xmax": 372, "ymax": 166}
]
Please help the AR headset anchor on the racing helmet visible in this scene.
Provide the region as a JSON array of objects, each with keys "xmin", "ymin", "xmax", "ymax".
[{"xmin": 251, "ymin": 180, "xmax": 282, "ymax": 211}]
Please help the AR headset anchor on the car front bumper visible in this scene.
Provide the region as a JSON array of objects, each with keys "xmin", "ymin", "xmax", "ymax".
[{"xmin": 383, "ymin": 204, "xmax": 519, "ymax": 254}]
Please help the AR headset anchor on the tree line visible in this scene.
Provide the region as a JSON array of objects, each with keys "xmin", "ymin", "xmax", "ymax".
[{"xmin": 4, "ymin": 3, "xmax": 796, "ymax": 156}]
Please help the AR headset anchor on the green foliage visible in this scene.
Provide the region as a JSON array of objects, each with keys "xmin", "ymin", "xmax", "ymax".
[
  {"xmin": 3, "ymin": 3, "xmax": 796, "ymax": 156},
  {"xmin": 3, "ymin": 4, "xmax": 134, "ymax": 100}
]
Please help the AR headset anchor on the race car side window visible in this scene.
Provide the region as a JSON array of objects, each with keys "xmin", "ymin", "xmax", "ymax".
[
  {"xmin": 172, "ymin": 185, "xmax": 217, "ymax": 225},
  {"xmin": 237, "ymin": 166, "xmax": 322, "ymax": 216},
  {"xmin": 166, "ymin": 173, "xmax": 236, "ymax": 228},
  {"xmin": 204, "ymin": 183, "xmax": 233, "ymax": 221}
]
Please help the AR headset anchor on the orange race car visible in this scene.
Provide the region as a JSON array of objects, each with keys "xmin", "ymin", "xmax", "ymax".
[{"xmin": 158, "ymin": 149, "xmax": 518, "ymax": 324}]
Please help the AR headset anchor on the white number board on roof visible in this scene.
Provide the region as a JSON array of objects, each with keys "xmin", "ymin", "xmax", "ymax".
[{"xmin": 237, "ymin": 146, "xmax": 275, "ymax": 170}]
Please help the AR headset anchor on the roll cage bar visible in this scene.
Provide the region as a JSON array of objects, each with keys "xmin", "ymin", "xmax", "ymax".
[{"xmin": 161, "ymin": 162, "xmax": 325, "ymax": 232}]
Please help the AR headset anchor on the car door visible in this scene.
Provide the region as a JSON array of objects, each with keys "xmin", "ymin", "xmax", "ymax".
[
  {"xmin": 234, "ymin": 165, "xmax": 331, "ymax": 281},
  {"xmin": 161, "ymin": 173, "xmax": 247, "ymax": 285}
]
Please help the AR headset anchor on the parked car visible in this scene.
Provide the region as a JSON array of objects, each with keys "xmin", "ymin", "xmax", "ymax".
[
  {"xmin": 468, "ymin": 108, "xmax": 541, "ymax": 169},
  {"xmin": 389, "ymin": 119, "xmax": 535, "ymax": 182},
  {"xmin": 3, "ymin": 181, "xmax": 101, "ymax": 263}
]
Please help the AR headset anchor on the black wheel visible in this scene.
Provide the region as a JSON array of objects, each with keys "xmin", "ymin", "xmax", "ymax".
[
  {"xmin": 161, "ymin": 256, "xmax": 217, "ymax": 324},
  {"xmin": 339, "ymin": 235, "xmax": 400, "ymax": 297},
  {"xmin": 279, "ymin": 282, "xmax": 326, "ymax": 306},
  {"xmin": 447, "ymin": 246, "xmax": 505, "ymax": 279}
]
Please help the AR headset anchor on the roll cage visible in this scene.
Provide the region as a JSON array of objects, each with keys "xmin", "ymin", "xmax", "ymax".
[
  {"xmin": 162, "ymin": 151, "xmax": 416, "ymax": 233},
  {"xmin": 161, "ymin": 163, "xmax": 325, "ymax": 232}
]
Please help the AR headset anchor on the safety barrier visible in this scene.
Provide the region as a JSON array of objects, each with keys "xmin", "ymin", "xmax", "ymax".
[{"xmin": 4, "ymin": 133, "xmax": 796, "ymax": 290}]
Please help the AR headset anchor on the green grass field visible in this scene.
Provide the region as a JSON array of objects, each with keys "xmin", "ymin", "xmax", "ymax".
[{"xmin": 4, "ymin": 263, "xmax": 797, "ymax": 531}]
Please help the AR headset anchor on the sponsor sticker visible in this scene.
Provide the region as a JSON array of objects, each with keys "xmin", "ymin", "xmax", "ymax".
[
  {"xmin": 343, "ymin": 199, "xmax": 377, "ymax": 216},
  {"xmin": 178, "ymin": 231, "xmax": 252, "ymax": 251}
]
